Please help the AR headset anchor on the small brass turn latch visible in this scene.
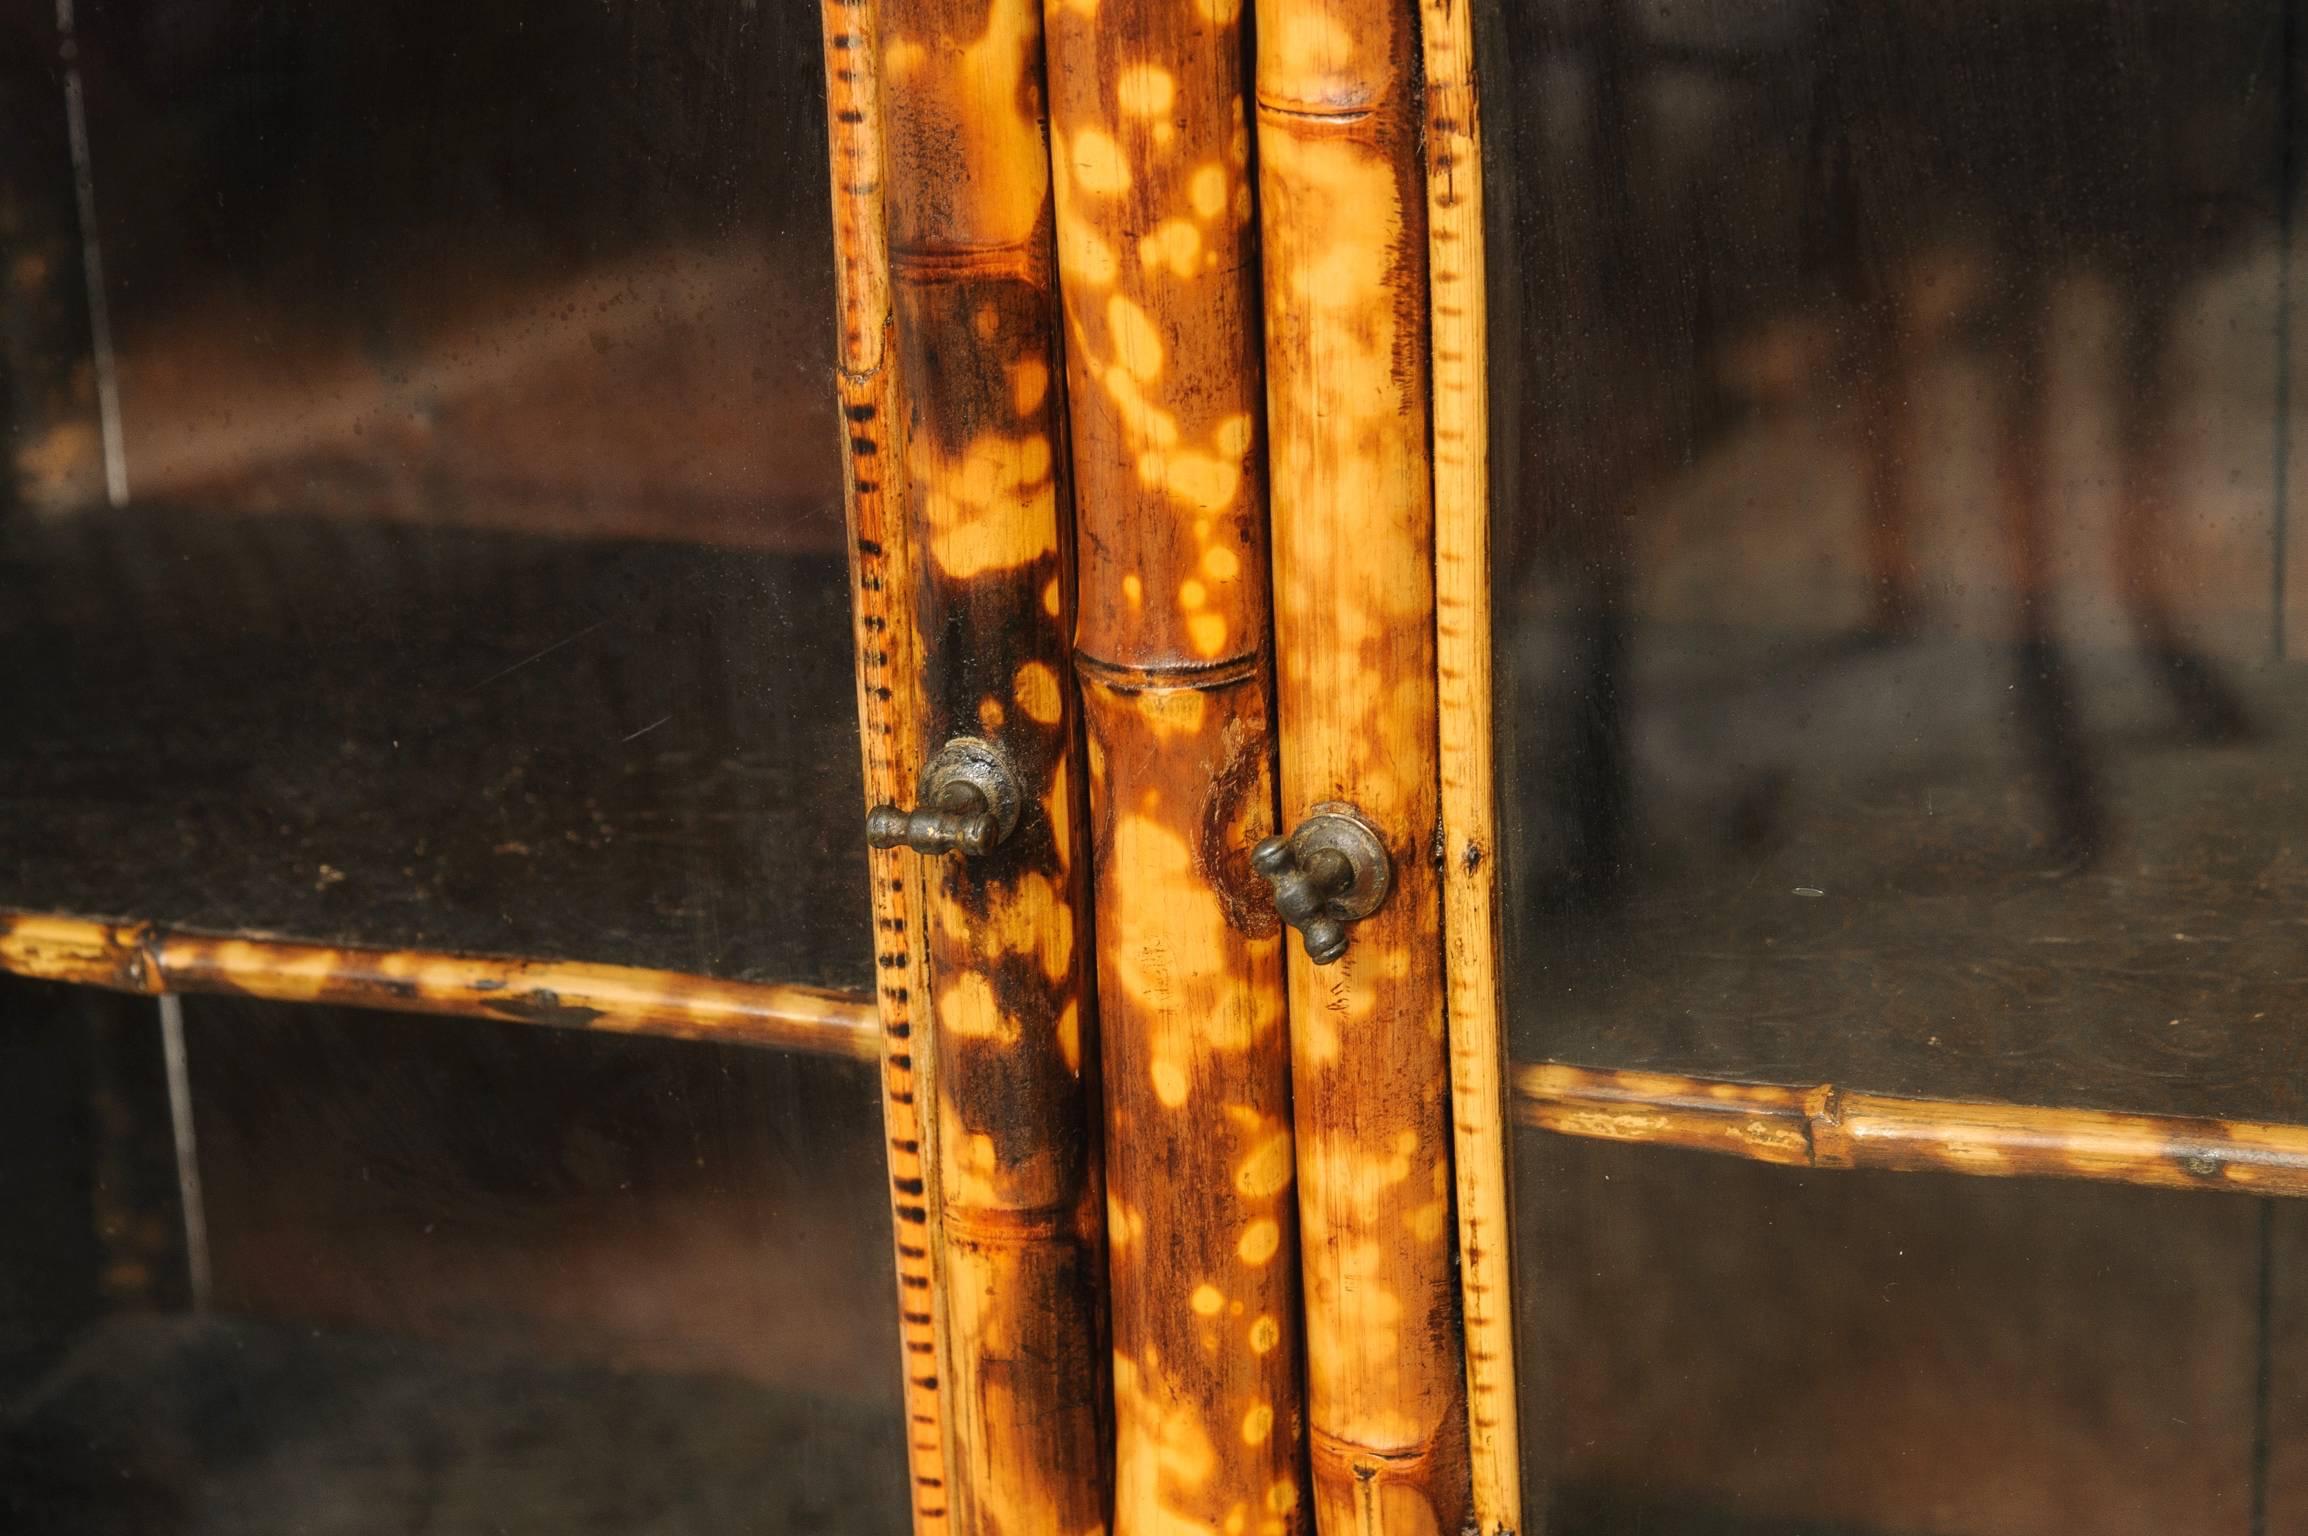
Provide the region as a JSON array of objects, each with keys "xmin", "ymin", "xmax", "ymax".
[
  {"xmin": 866, "ymin": 737, "xmax": 1023, "ymax": 857},
  {"xmin": 1252, "ymin": 802, "xmax": 1392, "ymax": 965}
]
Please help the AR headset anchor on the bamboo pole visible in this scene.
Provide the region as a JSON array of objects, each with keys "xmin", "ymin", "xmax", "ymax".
[
  {"xmin": 1515, "ymin": 1063, "xmax": 2308, "ymax": 1196},
  {"xmin": 876, "ymin": 1, "xmax": 1111, "ymax": 1529},
  {"xmin": 0, "ymin": 910, "xmax": 883, "ymax": 1058},
  {"xmin": 820, "ymin": 1, "xmax": 960, "ymax": 1528},
  {"xmin": 1043, "ymin": 0, "xmax": 1310, "ymax": 1530},
  {"xmin": 1255, "ymin": 1, "xmax": 1474, "ymax": 1530},
  {"xmin": 1418, "ymin": 1, "xmax": 1522, "ymax": 1529}
]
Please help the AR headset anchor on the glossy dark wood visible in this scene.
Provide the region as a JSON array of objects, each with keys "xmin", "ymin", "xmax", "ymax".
[
  {"xmin": 0, "ymin": 507, "xmax": 870, "ymax": 990},
  {"xmin": 1518, "ymin": 651, "xmax": 2308, "ymax": 1127}
]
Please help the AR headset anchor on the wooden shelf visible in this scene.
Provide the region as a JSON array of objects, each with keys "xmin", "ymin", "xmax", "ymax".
[
  {"xmin": 0, "ymin": 912, "xmax": 879, "ymax": 1059},
  {"xmin": 1509, "ymin": 633, "xmax": 2308, "ymax": 1193},
  {"xmin": 0, "ymin": 505, "xmax": 872, "ymax": 995}
]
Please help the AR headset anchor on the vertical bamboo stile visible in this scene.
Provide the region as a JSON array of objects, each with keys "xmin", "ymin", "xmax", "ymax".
[
  {"xmin": 1419, "ymin": 0, "xmax": 1522, "ymax": 1529},
  {"xmin": 878, "ymin": 1, "xmax": 1112, "ymax": 1531},
  {"xmin": 821, "ymin": 4, "xmax": 956, "ymax": 1531},
  {"xmin": 1256, "ymin": 1, "xmax": 1474, "ymax": 1531},
  {"xmin": 1044, "ymin": 2, "xmax": 1310, "ymax": 1532}
]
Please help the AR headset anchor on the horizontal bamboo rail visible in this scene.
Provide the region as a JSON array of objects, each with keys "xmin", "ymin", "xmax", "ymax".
[
  {"xmin": 1516, "ymin": 1064, "xmax": 2308, "ymax": 1196},
  {"xmin": 13, "ymin": 904, "xmax": 2308, "ymax": 1204},
  {"xmin": 0, "ymin": 909, "xmax": 880, "ymax": 1058}
]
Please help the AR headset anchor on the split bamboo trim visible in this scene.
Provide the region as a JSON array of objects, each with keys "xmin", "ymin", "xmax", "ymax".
[
  {"xmin": 879, "ymin": 0, "xmax": 1112, "ymax": 1529},
  {"xmin": 0, "ymin": 910, "xmax": 881, "ymax": 1058},
  {"xmin": 821, "ymin": 0, "xmax": 959, "ymax": 1525},
  {"xmin": 1256, "ymin": 0, "xmax": 1474, "ymax": 1529},
  {"xmin": 1045, "ymin": 0, "xmax": 1310, "ymax": 1526},
  {"xmin": 1419, "ymin": 0, "xmax": 1521, "ymax": 1528},
  {"xmin": 1516, "ymin": 1064, "xmax": 2308, "ymax": 1196}
]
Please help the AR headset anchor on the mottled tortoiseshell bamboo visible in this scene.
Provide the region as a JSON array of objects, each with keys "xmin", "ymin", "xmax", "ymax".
[
  {"xmin": 1419, "ymin": 0, "xmax": 1521, "ymax": 1528},
  {"xmin": 821, "ymin": 0, "xmax": 958, "ymax": 1526},
  {"xmin": 0, "ymin": 910, "xmax": 881, "ymax": 1056},
  {"xmin": 1043, "ymin": 0, "xmax": 1309, "ymax": 1530},
  {"xmin": 877, "ymin": 0, "xmax": 1112, "ymax": 1530},
  {"xmin": 1516, "ymin": 1064, "xmax": 2308, "ymax": 1195},
  {"xmin": 1254, "ymin": 0, "xmax": 1474, "ymax": 1530}
]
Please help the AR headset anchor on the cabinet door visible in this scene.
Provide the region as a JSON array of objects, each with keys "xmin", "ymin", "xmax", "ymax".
[
  {"xmin": 1477, "ymin": 1, "xmax": 2308, "ymax": 1529},
  {"xmin": 2, "ymin": 0, "xmax": 868, "ymax": 994},
  {"xmin": 0, "ymin": 2, "xmax": 937, "ymax": 1528}
]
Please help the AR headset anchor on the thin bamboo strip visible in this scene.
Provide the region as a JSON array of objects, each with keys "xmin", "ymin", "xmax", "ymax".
[
  {"xmin": 1418, "ymin": 1, "xmax": 1521, "ymax": 1527},
  {"xmin": 0, "ymin": 911, "xmax": 154, "ymax": 992},
  {"xmin": 1044, "ymin": 0, "xmax": 1308, "ymax": 1524},
  {"xmin": 1515, "ymin": 1064, "xmax": 2308, "ymax": 1196},
  {"xmin": 878, "ymin": 0, "xmax": 1111, "ymax": 1529},
  {"xmin": 0, "ymin": 909, "xmax": 882, "ymax": 1058},
  {"xmin": 821, "ymin": 0, "xmax": 959, "ymax": 1526},
  {"xmin": 1255, "ymin": 0, "xmax": 1474, "ymax": 1528}
]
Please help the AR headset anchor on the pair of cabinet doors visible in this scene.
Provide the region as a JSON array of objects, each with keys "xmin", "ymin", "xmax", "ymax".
[{"xmin": 3, "ymin": 1, "xmax": 2305, "ymax": 1533}]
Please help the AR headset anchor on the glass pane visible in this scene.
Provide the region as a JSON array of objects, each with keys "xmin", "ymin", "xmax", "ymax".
[
  {"xmin": 1492, "ymin": 0, "xmax": 2301, "ymax": 1119},
  {"xmin": 0, "ymin": 0, "xmax": 866, "ymax": 988},
  {"xmin": 1489, "ymin": 2, "xmax": 2305, "ymax": 1524},
  {"xmin": 1, "ymin": 980, "xmax": 907, "ymax": 1530},
  {"xmin": 1513, "ymin": 1133, "xmax": 2270, "ymax": 1533}
]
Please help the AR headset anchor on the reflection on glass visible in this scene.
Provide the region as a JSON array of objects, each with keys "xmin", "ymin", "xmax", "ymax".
[
  {"xmin": 1, "ymin": 9, "xmax": 893, "ymax": 1520},
  {"xmin": 0, "ymin": 986, "xmax": 907, "ymax": 1531},
  {"xmin": 1496, "ymin": 0, "xmax": 2305, "ymax": 1120},
  {"xmin": 0, "ymin": 0, "xmax": 867, "ymax": 984},
  {"xmin": 1513, "ymin": 1133, "xmax": 2283, "ymax": 1535}
]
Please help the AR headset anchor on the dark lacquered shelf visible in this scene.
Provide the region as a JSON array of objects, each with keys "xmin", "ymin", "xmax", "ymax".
[
  {"xmin": 1510, "ymin": 627, "xmax": 2308, "ymax": 1144},
  {"xmin": 0, "ymin": 505, "xmax": 871, "ymax": 993}
]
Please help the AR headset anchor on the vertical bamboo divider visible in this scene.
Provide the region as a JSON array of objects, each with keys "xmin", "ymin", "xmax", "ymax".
[
  {"xmin": 819, "ymin": 3, "xmax": 955, "ymax": 1530},
  {"xmin": 1418, "ymin": 0, "xmax": 1523, "ymax": 1529},
  {"xmin": 1043, "ymin": 1, "xmax": 1311, "ymax": 1532},
  {"xmin": 875, "ymin": 0, "xmax": 1111, "ymax": 1530},
  {"xmin": 1255, "ymin": 0, "xmax": 1475, "ymax": 1531}
]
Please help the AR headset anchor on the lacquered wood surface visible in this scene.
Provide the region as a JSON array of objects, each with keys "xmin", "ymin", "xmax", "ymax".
[
  {"xmin": 0, "ymin": 507, "xmax": 870, "ymax": 991},
  {"xmin": 1517, "ymin": 656, "xmax": 2308, "ymax": 1131}
]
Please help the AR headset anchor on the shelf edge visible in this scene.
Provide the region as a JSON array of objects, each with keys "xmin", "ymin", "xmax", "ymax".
[
  {"xmin": 0, "ymin": 910, "xmax": 881, "ymax": 1061},
  {"xmin": 1515, "ymin": 1061, "xmax": 2308, "ymax": 1198}
]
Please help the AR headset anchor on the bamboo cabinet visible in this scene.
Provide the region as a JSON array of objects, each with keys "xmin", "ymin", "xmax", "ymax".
[{"xmin": 14, "ymin": 3, "xmax": 2308, "ymax": 1534}]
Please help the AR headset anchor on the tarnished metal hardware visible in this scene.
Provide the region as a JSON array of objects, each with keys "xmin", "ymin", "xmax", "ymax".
[
  {"xmin": 1251, "ymin": 801, "xmax": 1391, "ymax": 965},
  {"xmin": 866, "ymin": 737, "xmax": 1024, "ymax": 857}
]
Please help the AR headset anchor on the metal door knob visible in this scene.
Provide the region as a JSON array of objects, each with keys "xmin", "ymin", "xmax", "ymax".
[
  {"xmin": 1251, "ymin": 802, "xmax": 1391, "ymax": 965},
  {"xmin": 867, "ymin": 737, "xmax": 1023, "ymax": 858}
]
